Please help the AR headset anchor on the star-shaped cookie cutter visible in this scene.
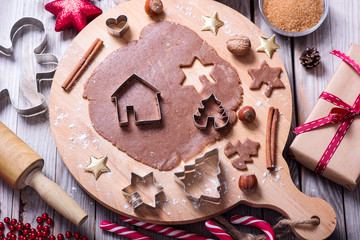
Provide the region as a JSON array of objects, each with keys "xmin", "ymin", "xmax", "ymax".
[
  {"xmin": 193, "ymin": 93, "xmax": 229, "ymax": 130},
  {"xmin": 122, "ymin": 172, "xmax": 164, "ymax": 209},
  {"xmin": 174, "ymin": 148, "xmax": 222, "ymax": 204},
  {"xmin": 0, "ymin": 17, "xmax": 58, "ymax": 116}
]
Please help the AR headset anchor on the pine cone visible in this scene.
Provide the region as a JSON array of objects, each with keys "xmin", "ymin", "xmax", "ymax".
[{"xmin": 300, "ymin": 47, "xmax": 321, "ymax": 69}]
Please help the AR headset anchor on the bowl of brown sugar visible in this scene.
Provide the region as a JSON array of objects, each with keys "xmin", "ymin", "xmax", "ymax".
[{"xmin": 259, "ymin": 0, "xmax": 329, "ymax": 37}]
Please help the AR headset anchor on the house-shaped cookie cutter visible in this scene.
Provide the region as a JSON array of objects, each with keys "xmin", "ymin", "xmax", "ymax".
[
  {"xmin": 193, "ymin": 93, "xmax": 229, "ymax": 130},
  {"xmin": 122, "ymin": 172, "xmax": 164, "ymax": 209},
  {"xmin": 174, "ymin": 148, "xmax": 222, "ymax": 204},
  {"xmin": 111, "ymin": 74, "xmax": 162, "ymax": 127}
]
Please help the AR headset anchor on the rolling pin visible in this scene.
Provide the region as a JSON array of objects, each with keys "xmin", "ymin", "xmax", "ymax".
[{"xmin": 0, "ymin": 121, "xmax": 87, "ymax": 226}]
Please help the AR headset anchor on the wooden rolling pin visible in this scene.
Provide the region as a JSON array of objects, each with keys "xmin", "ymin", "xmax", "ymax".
[{"xmin": 0, "ymin": 121, "xmax": 87, "ymax": 226}]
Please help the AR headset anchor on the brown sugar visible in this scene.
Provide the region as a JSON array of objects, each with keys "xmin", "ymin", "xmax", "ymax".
[{"xmin": 262, "ymin": 0, "xmax": 323, "ymax": 32}]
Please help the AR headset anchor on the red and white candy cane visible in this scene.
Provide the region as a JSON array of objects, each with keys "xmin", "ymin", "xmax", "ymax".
[
  {"xmin": 205, "ymin": 220, "xmax": 233, "ymax": 240},
  {"xmin": 100, "ymin": 220, "xmax": 154, "ymax": 240},
  {"xmin": 230, "ymin": 215, "xmax": 275, "ymax": 240},
  {"xmin": 120, "ymin": 216, "xmax": 213, "ymax": 240}
]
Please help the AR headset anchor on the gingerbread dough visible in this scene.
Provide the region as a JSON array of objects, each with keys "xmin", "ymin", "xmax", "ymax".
[{"xmin": 83, "ymin": 21, "xmax": 242, "ymax": 170}]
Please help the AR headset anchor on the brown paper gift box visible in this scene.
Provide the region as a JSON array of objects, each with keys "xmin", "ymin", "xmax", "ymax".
[{"xmin": 290, "ymin": 43, "xmax": 360, "ymax": 191}]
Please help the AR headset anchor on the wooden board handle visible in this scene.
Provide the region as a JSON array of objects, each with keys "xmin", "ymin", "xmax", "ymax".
[{"xmin": 25, "ymin": 169, "xmax": 88, "ymax": 226}]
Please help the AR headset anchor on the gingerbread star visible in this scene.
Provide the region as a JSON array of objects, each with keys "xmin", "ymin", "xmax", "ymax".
[
  {"xmin": 248, "ymin": 61, "xmax": 284, "ymax": 97},
  {"xmin": 256, "ymin": 34, "xmax": 280, "ymax": 58},
  {"xmin": 201, "ymin": 12, "xmax": 224, "ymax": 35},
  {"xmin": 85, "ymin": 155, "xmax": 111, "ymax": 180},
  {"xmin": 45, "ymin": 0, "xmax": 102, "ymax": 32}
]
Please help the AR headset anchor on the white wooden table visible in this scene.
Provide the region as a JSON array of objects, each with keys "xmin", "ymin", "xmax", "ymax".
[{"xmin": 0, "ymin": 0, "xmax": 359, "ymax": 239}]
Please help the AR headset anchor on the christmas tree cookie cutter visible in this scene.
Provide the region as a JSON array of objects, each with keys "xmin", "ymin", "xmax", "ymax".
[
  {"xmin": 111, "ymin": 74, "xmax": 162, "ymax": 127},
  {"xmin": 174, "ymin": 148, "xmax": 222, "ymax": 204},
  {"xmin": 193, "ymin": 93, "xmax": 229, "ymax": 130},
  {"xmin": 122, "ymin": 172, "xmax": 164, "ymax": 209},
  {"xmin": 0, "ymin": 17, "xmax": 58, "ymax": 116}
]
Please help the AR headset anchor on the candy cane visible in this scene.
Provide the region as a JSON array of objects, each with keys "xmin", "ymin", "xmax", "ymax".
[
  {"xmin": 100, "ymin": 220, "xmax": 154, "ymax": 240},
  {"xmin": 230, "ymin": 215, "xmax": 275, "ymax": 240},
  {"xmin": 120, "ymin": 216, "xmax": 213, "ymax": 240},
  {"xmin": 204, "ymin": 220, "xmax": 233, "ymax": 240}
]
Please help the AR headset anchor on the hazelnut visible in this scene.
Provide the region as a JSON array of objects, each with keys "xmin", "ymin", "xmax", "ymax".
[
  {"xmin": 226, "ymin": 34, "xmax": 251, "ymax": 56},
  {"xmin": 145, "ymin": 0, "xmax": 163, "ymax": 16},
  {"xmin": 238, "ymin": 106, "xmax": 256, "ymax": 123},
  {"xmin": 238, "ymin": 174, "xmax": 258, "ymax": 194}
]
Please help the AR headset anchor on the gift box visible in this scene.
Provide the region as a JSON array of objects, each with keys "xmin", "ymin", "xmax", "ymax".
[{"xmin": 290, "ymin": 43, "xmax": 360, "ymax": 191}]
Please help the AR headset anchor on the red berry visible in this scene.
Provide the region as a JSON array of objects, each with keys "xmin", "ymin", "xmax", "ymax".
[
  {"xmin": 24, "ymin": 223, "xmax": 31, "ymax": 229},
  {"xmin": 81, "ymin": 236, "xmax": 88, "ymax": 240},
  {"xmin": 65, "ymin": 231, "xmax": 72, "ymax": 238},
  {"xmin": 36, "ymin": 225, "xmax": 42, "ymax": 231},
  {"xmin": 29, "ymin": 233, "xmax": 35, "ymax": 239},
  {"xmin": 10, "ymin": 234, "xmax": 15, "ymax": 239},
  {"xmin": 41, "ymin": 213, "xmax": 48, "ymax": 220},
  {"xmin": 3, "ymin": 218, "xmax": 10, "ymax": 224},
  {"xmin": 74, "ymin": 232, "xmax": 81, "ymax": 239},
  {"xmin": 0, "ymin": 230, "xmax": 3, "ymax": 236},
  {"xmin": 36, "ymin": 231, "xmax": 41, "ymax": 237},
  {"xmin": 49, "ymin": 236, "xmax": 56, "ymax": 240},
  {"xmin": 9, "ymin": 225, "xmax": 15, "ymax": 231},
  {"xmin": 23, "ymin": 229, "xmax": 29, "ymax": 236},
  {"xmin": 46, "ymin": 218, "xmax": 53, "ymax": 225},
  {"xmin": 17, "ymin": 224, "xmax": 23, "ymax": 231},
  {"xmin": 10, "ymin": 219, "xmax": 17, "ymax": 226},
  {"xmin": 35, "ymin": 218, "xmax": 42, "ymax": 224},
  {"xmin": 57, "ymin": 234, "xmax": 64, "ymax": 240},
  {"xmin": 6, "ymin": 232, "xmax": 12, "ymax": 238},
  {"xmin": 0, "ymin": 223, "xmax": 4, "ymax": 229},
  {"xmin": 30, "ymin": 229, "xmax": 36, "ymax": 234}
]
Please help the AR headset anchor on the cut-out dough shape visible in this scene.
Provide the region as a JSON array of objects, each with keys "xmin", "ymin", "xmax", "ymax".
[{"xmin": 224, "ymin": 139, "xmax": 260, "ymax": 170}]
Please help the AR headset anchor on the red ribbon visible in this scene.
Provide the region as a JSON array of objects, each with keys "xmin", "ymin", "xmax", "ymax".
[{"xmin": 295, "ymin": 50, "xmax": 360, "ymax": 175}]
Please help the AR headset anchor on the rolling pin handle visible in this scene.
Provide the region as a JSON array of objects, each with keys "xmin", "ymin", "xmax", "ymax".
[{"xmin": 25, "ymin": 168, "xmax": 88, "ymax": 226}]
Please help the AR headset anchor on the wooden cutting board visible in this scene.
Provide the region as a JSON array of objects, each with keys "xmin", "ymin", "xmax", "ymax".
[{"xmin": 49, "ymin": 0, "xmax": 336, "ymax": 239}]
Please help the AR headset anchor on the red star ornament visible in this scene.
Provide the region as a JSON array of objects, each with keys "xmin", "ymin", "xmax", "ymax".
[{"xmin": 45, "ymin": 0, "xmax": 102, "ymax": 32}]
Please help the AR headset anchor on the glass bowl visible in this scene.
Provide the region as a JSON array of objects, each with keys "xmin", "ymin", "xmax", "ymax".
[{"xmin": 258, "ymin": 0, "xmax": 329, "ymax": 37}]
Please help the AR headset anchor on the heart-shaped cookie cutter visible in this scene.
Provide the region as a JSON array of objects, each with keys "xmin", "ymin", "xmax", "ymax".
[
  {"xmin": 105, "ymin": 15, "xmax": 129, "ymax": 38},
  {"xmin": 0, "ymin": 17, "xmax": 58, "ymax": 116}
]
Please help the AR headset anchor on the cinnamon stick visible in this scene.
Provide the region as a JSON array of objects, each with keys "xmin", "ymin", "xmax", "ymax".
[
  {"xmin": 266, "ymin": 107, "xmax": 274, "ymax": 170},
  {"xmin": 270, "ymin": 108, "xmax": 279, "ymax": 170},
  {"xmin": 61, "ymin": 38, "xmax": 102, "ymax": 91}
]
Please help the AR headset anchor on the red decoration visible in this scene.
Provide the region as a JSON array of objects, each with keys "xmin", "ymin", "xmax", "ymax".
[
  {"xmin": 295, "ymin": 50, "xmax": 360, "ymax": 175},
  {"xmin": 45, "ymin": 0, "xmax": 102, "ymax": 32}
]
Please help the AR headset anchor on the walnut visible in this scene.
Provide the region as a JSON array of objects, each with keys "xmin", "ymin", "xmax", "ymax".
[{"xmin": 226, "ymin": 34, "xmax": 251, "ymax": 56}]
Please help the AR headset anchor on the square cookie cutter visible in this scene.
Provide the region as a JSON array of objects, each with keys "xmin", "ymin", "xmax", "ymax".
[
  {"xmin": 122, "ymin": 172, "xmax": 164, "ymax": 209},
  {"xmin": 0, "ymin": 17, "xmax": 58, "ymax": 116},
  {"xmin": 174, "ymin": 148, "xmax": 222, "ymax": 204}
]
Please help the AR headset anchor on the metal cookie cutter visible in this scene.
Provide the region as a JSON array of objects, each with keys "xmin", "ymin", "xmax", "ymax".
[
  {"xmin": 193, "ymin": 93, "xmax": 229, "ymax": 130},
  {"xmin": 105, "ymin": 15, "xmax": 129, "ymax": 38},
  {"xmin": 174, "ymin": 148, "xmax": 222, "ymax": 204},
  {"xmin": 122, "ymin": 172, "xmax": 164, "ymax": 209},
  {"xmin": 111, "ymin": 74, "xmax": 162, "ymax": 127},
  {"xmin": 0, "ymin": 17, "xmax": 58, "ymax": 116}
]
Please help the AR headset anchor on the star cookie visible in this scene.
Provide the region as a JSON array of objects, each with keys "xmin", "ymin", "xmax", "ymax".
[
  {"xmin": 256, "ymin": 34, "xmax": 280, "ymax": 58},
  {"xmin": 85, "ymin": 155, "xmax": 111, "ymax": 180},
  {"xmin": 248, "ymin": 61, "xmax": 284, "ymax": 97},
  {"xmin": 201, "ymin": 12, "xmax": 224, "ymax": 35}
]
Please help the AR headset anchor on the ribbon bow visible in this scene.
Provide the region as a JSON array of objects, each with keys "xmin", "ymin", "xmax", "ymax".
[{"xmin": 295, "ymin": 50, "xmax": 360, "ymax": 175}]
